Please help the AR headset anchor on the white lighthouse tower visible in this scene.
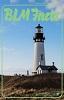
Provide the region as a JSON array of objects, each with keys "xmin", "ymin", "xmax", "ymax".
[{"xmin": 32, "ymin": 24, "xmax": 45, "ymax": 75}]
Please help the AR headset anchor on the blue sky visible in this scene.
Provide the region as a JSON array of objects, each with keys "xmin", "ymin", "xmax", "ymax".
[{"xmin": 0, "ymin": 0, "xmax": 64, "ymax": 75}]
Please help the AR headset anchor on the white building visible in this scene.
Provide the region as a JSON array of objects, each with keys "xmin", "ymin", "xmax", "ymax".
[{"xmin": 32, "ymin": 24, "xmax": 58, "ymax": 75}]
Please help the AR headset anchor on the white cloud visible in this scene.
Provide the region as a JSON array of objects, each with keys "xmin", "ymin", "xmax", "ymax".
[
  {"xmin": 28, "ymin": 0, "xmax": 64, "ymax": 19},
  {"xmin": 45, "ymin": 0, "xmax": 64, "ymax": 19}
]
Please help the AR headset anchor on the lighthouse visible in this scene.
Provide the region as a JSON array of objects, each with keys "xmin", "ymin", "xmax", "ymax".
[
  {"xmin": 32, "ymin": 24, "xmax": 45, "ymax": 75},
  {"xmin": 32, "ymin": 24, "xmax": 58, "ymax": 75}
]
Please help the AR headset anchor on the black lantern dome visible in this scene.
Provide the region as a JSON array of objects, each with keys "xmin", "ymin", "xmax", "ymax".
[{"xmin": 33, "ymin": 24, "xmax": 45, "ymax": 42}]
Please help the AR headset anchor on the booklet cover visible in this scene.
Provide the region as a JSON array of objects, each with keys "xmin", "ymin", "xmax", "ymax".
[{"xmin": 0, "ymin": 0, "xmax": 64, "ymax": 99}]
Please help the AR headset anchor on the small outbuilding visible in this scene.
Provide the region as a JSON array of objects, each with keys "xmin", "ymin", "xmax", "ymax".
[{"xmin": 36, "ymin": 62, "xmax": 58, "ymax": 74}]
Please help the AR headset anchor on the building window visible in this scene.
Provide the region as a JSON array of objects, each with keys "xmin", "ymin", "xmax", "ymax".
[
  {"xmin": 41, "ymin": 54, "xmax": 43, "ymax": 60},
  {"xmin": 40, "ymin": 70, "xmax": 41, "ymax": 74},
  {"xmin": 38, "ymin": 70, "xmax": 39, "ymax": 74}
]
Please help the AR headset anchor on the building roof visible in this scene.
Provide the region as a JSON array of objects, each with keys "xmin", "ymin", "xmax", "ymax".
[
  {"xmin": 36, "ymin": 65, "xmax": 58, "ymax": 71},
  {"xmin": 35, "ymin": 24, "xmax": 43, "ymax": 29}
]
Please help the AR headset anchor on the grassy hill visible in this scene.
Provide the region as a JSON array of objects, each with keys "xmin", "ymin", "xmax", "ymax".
[{"xmin": 0, "ymin": 73, "xmax": 64, "ymax": 100}]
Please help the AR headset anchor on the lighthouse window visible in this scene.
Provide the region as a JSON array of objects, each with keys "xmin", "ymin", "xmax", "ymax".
[
  {"xmin": 41, "ymin": 54, "xmax": 43, "ymax": 60},
  {"xmin": 38, "ymin": 29, "xmax": 41, "ymax": 33}
]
